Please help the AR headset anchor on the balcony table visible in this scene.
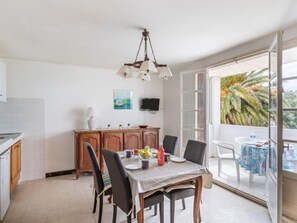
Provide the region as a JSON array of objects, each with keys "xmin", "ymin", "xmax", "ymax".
[
  {"xmin": 239, "ymin": 143, "xmax": 268, "ymax": 182},
  {"xmin": 118, "ymin": 152, "xmax": 212, "ymax": 223}
]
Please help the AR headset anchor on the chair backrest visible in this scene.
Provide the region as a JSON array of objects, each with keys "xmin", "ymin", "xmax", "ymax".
[
  {"xmin": 102, "ymin": 149, "xmax": 132, "ymax": 214},
  {"xmin": 84, "ymin": 142, "xmax": 104, "ymax": 194},
  {"xmin": 212, "ymin": 140, "xmax": 235, "ymax": 157},
  {"xmin": 235, "ymin": 137, "xmax": 250, "ymax": 145},
  {"xmin": 183, "ymin": 140, "xmax": 206, "ymax": 165},
  {"xmin": 163, "ymin": 135, "xmax": 178, "ymax": 155}
]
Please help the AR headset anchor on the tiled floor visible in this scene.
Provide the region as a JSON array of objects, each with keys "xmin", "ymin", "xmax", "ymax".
[
  {"xmin": 209, "ymin": 158, "xmax": 267, "ymax": 201},
  {"xmin": 3, "ymin": 173, "xmax": 272, "ymax": 223}
]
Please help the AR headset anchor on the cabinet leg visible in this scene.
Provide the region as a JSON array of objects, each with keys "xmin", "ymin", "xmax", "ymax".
[{"xmin": 108, "ymin": 195, "xmax": 112, "ymax": 204}]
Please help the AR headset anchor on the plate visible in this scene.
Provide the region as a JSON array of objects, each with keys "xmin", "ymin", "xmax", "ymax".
[
  {"xmin": 171, "ymin": 157, "xmax": 186, "ymax": 163},
  {"xmin": 150, "ymin": 148, "xmax": 158, "ymax": 154},
  {"xmin": 258, "ymin": 140, "xmax": 268, "ymax": 143},
  {"xmin": 244, "ymin": 142, "xmax": 257, "ymax": 145},
  {"xmin": 125, "ymin": 164, "xmax": 141, "ymax": 170}
]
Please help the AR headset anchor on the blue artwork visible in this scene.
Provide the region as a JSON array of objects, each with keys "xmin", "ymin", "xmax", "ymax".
[{"xmin": 113, "ymin": 89, "xmax": 133, "ymax": 110}]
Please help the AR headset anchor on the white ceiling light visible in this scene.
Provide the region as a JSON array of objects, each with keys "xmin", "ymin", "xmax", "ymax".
[{"xmin": 117, "ymin": 29, "xmax": 173, "ymax": 81}]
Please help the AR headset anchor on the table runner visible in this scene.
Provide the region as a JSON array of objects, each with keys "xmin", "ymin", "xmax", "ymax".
[{"xmin": 119, "ymin": 152, "xmax": 212, "ymax": 212}]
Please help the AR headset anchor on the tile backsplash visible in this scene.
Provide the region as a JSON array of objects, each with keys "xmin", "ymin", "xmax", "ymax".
[{"xmin": 0, "ymin": 98, "xmax": 45, "ymax": 181}]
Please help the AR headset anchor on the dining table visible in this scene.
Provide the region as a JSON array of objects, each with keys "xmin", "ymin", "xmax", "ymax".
[
  {"xmin": 239, "ymin": 142, "xmax": 268, "ymax": 182},
  {"xmin": 118, "ymin": 151, "xmax": 212, "ymax": 223}
]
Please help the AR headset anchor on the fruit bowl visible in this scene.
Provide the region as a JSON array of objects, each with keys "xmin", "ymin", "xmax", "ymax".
[{"xmin": 139, "ymin": 147, "xmax": 152, "ymax": 159}]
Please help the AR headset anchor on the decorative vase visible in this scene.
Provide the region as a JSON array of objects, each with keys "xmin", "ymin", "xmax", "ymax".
[{"xmin": 87, "ymin": 117, "xmax": 96, "ymax": 130}]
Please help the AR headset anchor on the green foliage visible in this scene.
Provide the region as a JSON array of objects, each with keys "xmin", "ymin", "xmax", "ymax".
[
  {"xmin": 220, "ymin": 69, "xmax": 269, "ymax": 126},
  {"xmin": 283, "ymin": 90, "xmax": 297, "ymax": 129}
]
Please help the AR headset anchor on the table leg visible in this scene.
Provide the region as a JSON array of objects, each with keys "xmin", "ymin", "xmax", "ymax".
[
  {"xmin": 249, "ymin": 171, "xmax": 253, "ymax": 182},
  {"xmin": 137, "ymin": 193, "xmax": 144, "ymax": 223},
  {"xmin": 193, "ymin": 176, "xmax": 203, "ymax": 223}
]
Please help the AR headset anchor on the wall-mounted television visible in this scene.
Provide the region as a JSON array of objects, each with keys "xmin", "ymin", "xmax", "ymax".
[{"xmin": 141, "ymin": 98, "xmax": 160, "ymax": 111}]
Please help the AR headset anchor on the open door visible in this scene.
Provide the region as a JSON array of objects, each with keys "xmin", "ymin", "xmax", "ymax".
[{"xmin": 267, "ymin": 31, "xmax": 283, "ymax": 223}]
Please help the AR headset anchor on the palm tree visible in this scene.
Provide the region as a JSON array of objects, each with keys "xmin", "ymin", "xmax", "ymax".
[{"xmin": 220, "ymin": 68, "xmax": 269, "ymax": 126}]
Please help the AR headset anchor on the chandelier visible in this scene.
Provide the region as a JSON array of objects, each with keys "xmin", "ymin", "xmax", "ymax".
[{"xmin": 117, "ymin": 29, "xmax": 173, "ymax": 81}]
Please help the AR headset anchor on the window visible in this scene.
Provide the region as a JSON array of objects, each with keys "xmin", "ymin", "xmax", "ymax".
[
  {"xmin": 220, "ymin": 69, "xmax": 269, "ymax": 126},
  {"xmin": 208, "ymin": 53, "xmax": 269, "ymax": 127}
]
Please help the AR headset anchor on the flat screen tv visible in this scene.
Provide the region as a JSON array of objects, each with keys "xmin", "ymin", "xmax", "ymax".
[
  {"xmin": 141, "ymin": 98, "xmax": 159, "ymax": 111},
  {"xmin": 149, "ymin": 98, "xmax": 160, "ymax": 111},
  {"xmin": 141, "ymin": 98, "xmax": 150, "ymax": 110}
]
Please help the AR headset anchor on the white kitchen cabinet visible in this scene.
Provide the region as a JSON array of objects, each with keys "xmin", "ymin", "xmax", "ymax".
[
  {"xmin": 0, "ymin": 149, "xmax": 10, "ymax": 221},
  {"xmin": 0, "ymin": 61, "xmax": 6, "ymax": 102}
]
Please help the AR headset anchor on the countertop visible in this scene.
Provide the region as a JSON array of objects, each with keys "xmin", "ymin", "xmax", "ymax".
[
  {"xmin": 0, "ymin": 133, "xmax": 23, "ymax": 155},
  {"xmin": 74, "ymin": 126, "xmax": 160, "ymax": 133}
]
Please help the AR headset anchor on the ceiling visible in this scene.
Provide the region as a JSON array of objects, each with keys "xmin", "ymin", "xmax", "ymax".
[{"xmin": 1, "ymin": 0, "xmax": 297, "ymax": 70}]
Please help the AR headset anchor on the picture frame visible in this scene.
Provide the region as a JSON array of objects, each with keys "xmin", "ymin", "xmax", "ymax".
[{"xmin": 113, "ymin": 89, "xmax": 133, "ymax": 110}]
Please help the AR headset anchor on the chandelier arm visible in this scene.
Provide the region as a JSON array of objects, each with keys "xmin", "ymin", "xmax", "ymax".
[
  {"xmin": 148, "ymin": 36, "xmax": 158, "ymax": 64},
  {"xmin": 134, "ymin": 36, "xmax": 144, "ymax": 63}
]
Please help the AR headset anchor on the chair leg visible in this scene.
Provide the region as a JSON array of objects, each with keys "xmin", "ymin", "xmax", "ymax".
[
  {"xmin": 112, "ymin": 204, "xmax": 117, "ymax": 223},
  {"xmin": 127, "ymin": 214, "xmax": 131, "ymax": 223},
  {"xmin": 182, "ymin": 198, "xmax": 186, "ymax": 210},
  {"xmin": 98, "ymin": 195, "xmax": 103, "ymax": 223},
  {"xmin": 154, "ymin": 204, "xmax": 157, "ymax": 216},
  {"xmin": 108, "ymin": 195, "xmax": 112, "ymax": 204},
  {"xmin": 93, "ymin": 191, "xmax": 98, "ymax": 213},
  {"xmin": 170, "ymin": 199, "xmax": 175, "ymax": 223},
  {"xmin": 218, "ymin": 159, "xmax": 221, "ymax": 177},
  {"xmin": 133, "ymin": 207, "xmax": 136, "ymax": 219},
  {"xmin": 159, "ymin": 202, "xmax": 164, "ymax": 223},
  {"xmin": 236, "ymin": 160, "xmax": 240, "ymax": 181}
]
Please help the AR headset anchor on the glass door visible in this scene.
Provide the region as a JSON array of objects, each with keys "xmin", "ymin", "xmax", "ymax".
[
  {"xmin": 181, "ymin": 70, "xmax": 207, "ymax": 160},
  {"xmin": 267, "ymin": 31, "xmax": 283, "ymax": 223}
]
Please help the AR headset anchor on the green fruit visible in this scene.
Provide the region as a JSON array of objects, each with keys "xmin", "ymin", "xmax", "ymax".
[
  {"xmin": 144, "ymin": 145, "xmax": 150, "ymax": 151},
  {"xmin": 139, "ymin": 150, "xmax": 145, "ymax": 156},
  {"xmin": 143, "ymin": 150, "xmax": 152, "ymax": 159}
]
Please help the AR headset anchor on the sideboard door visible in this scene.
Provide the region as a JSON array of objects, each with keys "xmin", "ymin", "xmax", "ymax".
[
  {"xmin": 124, "ymin": 131, "xmax": 142, "ymax": 150},
  {"xmin": 103, "ymin": 132, "xmax": 123, "ymax": 151},
  {"xmin": 142, "ymin": 129, "xmax": 159, "ymax": 149},
  {"xmin": 78, "ymin": 133, "xmax": 100, "ymax": 171}
]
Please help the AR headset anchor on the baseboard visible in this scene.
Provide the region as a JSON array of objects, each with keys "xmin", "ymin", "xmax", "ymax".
[
  {"xmin": 46, "ymin": 169, "xmax": 75, "ymax": 178},
  {"xmin": 213, "ymin": 179, "xmax": 267, "ymax": 207}
]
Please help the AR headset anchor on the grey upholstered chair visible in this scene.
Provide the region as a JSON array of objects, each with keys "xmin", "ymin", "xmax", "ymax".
[
  {"xmin": 153, "ymin": 134, "xmax": 179, "ymax": 215},
  {"xmin": 102, "ymin": 149, "xmax": 164, "ymax": 223},
  {"xmin": 163, "ymin": 135, "xmax": 178, "ymax": 155},
  {"xmin": 164, "ymin": 140, "xmax": 206, "ymax": 223},
  {"xmin": 84, "ymin": 142, "xmax": 112, "ymax": 223}
]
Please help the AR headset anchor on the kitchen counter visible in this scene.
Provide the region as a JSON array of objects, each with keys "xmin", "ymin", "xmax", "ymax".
[{"xmin": 0, "ymin": 133, "xmax": 23, "ymax": 155}]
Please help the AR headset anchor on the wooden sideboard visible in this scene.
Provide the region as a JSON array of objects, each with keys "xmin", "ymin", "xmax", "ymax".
[{"xmin": 74, "ymin": 127, "xmax": 160, "ymax": 179}]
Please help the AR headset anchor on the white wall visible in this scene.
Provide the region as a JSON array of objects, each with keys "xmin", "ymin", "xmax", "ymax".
[
  {"xmin": 2, "ymin": 58, "xmax": 164, "ymax": 175},
  {"xmin": 0, "ymin": 98, "xmax": 45, "ymax": 181},
  {"xmin": 163, "ymin": 73, "xmax": 181, "ymax": 152},
  {"xmin": 216, "ymin": 125, "xmax": 268, "ymax": 154}
]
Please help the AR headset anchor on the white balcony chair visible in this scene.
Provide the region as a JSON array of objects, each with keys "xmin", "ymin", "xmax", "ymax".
[{"xmin": 213, "ymin": 140, "xmax": 240, "ymax": 182}]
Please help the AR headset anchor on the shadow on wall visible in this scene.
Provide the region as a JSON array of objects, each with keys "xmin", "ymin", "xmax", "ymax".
[
  {"xmin": 46, "ymin": 130, "xmax": 75, "ymax": 173},
  {"xmin": 70, "ymin": 108, "xmax": 87, "ymax": 129}
]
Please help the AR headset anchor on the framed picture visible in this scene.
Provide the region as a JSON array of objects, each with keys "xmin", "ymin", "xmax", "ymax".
[{"xmin": 113, "ymin": 89, "xmax": 133, "ymax": 110}]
